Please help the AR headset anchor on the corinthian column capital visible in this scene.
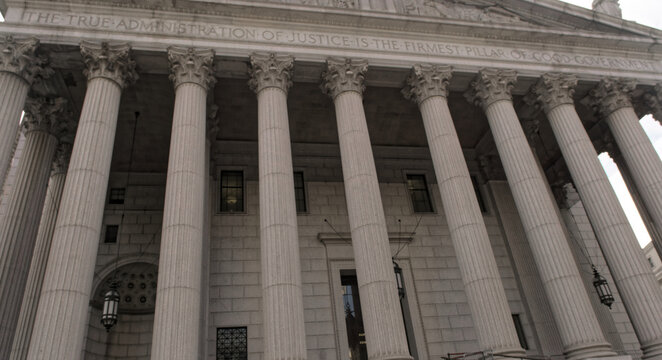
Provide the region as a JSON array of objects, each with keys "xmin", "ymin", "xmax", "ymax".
[
  {"xmin": 168, "ymin": 47, "xmax": 216, "ymax": 90},
  {"xmin": 465, "ymin": 68, "xmax": 517, "ymax": 109},
  {"xmin": 22, "ymin": 96, "xmax": 70, "ymax": 137},
  {"xmin": 527, "ymin": 73, "xmax": 578, "ymax": 113},
  {"xmin": 588, "ymin": 78, "xmax": 636, "ymax": 118},
  {"xmin": 248, "ymin": 52, "xmax": 294, "ymax": 94},
  {"xmin": 321, "ymin": 57, "xmax": 368, "ymax": 99},
  {"xmin": 402, "ymin": 64, "xmax": 452, "ymax": 105},
  {"xmin": 80, "ymin": 42, "xmax": 137, "ymax": 88},
  {"xmin": 0, "ymin": 36, "xmax": 47, "ymax": 84}
]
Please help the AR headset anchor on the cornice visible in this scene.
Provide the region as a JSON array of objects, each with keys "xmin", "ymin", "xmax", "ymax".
[{"xmin": 8, "ymin": 0, "xmax": 662, "ymax": 56}]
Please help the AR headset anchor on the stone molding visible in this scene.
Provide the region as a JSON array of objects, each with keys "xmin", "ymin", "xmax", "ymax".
[
  {"xmin": 0, "ymin": 36, "xmax": 46, "ymax": 84},
  {"xmin": 588, "ymin": 77, "xmax": 636, "ymax": 118},
  {"xmin": 527, "ymin": 73, "xmax": 578, "ymax": 113},
  {"xmin": 248, "ymin": 52, "xmax": 294, "ymax": 94},
  {"xmin": 402, "ymin": 64, "xmax": 452, "ymax": 105},
  {"xmin": 21, "ymin": 96, "xmax": 70, "ymax": 138},
  {"xmin": 167, "ymin": 46, "xmax": 216, "ymax": 90},
  {"xmin": 465, "ymin": 68, "xmax": 517, "ymax": 110},
  {"xmin": 321, "ymin": 57, "xmax": 368, "ymax": 99},
  {"xmin": 52, "ymin": 142, "xmax": 72, "ymax": 175},
  {"xmin": 80, "ymin": 41, "xmax": 137, "ymax": 88}
]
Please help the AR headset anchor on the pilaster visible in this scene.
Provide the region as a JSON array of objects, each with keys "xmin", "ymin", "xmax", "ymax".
[
  {"xmin": 322, "ymin": 57, "xmax": 412, "ymax": 360},
  {"xmin": 249, "ymin": 52, "xmax": 307, "ymax": 360},
  {"xmin": 468, "ymin": 69, "xmax": 614, "ymax": 360},
  {"xmin": 404, "ymin": 64, "xmax": 524, "ymax": 356}
]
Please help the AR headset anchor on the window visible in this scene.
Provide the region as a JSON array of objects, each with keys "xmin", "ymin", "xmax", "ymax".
[
  {"xmin": 294, "ymin": 171, "xmax": 307, "ymax": 213},
  {"xmin": 104, "ymin": 225, "xmax": 119, "ymax": 244},
  {"xmin": 109, "ymin": 188, "xmax": 125, "ymax": 205},
  {"xmin": 649, "ymin": 257, "xmax": 655, "ymax": 268},
  {"xmin": 471, "ymin": 176, "xmax": 487, "ymax": 213},
  {"xmin": 217, "ymin": 327, "xmax": 247, "ymax": 360},
  {"xmin": 406, "ymin": 174, "xmax": 433, "ymax": 213},
  {"xmin": 512, "ymin": 314, "xmax": 529, "ymax": 350},
  {"xmin": 221, "ymin": 171, "xmax": 244, "ymax": 213}
]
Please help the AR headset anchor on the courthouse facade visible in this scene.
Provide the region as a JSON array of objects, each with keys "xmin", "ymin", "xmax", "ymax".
[{"xmin": 2, "ymin": 0, "xmax": 662, "ymax": 359}]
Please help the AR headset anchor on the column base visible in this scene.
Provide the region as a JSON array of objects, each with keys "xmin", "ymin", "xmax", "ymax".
[
  {"xmin": 565, "ymin": 342, "xmax": 617, "ymax": 360},
  {"xmin": 585, "ymin": 356, "xmax": 632, "ymax": 360},
  {"xmin": 641, "ymin": 339, "xmax": 662, "ymax": 360},
  {"xmin": 370, "ymin": 356, "xmax": 414, "ymax": 360}
]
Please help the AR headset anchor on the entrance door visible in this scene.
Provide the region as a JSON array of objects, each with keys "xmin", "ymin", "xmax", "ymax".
[{"xmin": 341, "ymin": 275, "xmax": 368, "ymax": 360}]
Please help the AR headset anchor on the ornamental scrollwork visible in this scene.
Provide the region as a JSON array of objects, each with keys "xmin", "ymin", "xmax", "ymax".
[
  {"xmin": 248, "ymin": 53, "xmax": 294, "ymax": 94},
  {"xmin": 527, "ymin": 73, "xmax": 578, "ymax": 113},
  {"xmin": 588, "ymin": 78, "xmax": 636, "ymax": 118},
  {"xmin": 321, "ymin": 57, "xmax": 368, "ymax": 99},
  {"xmin": 0, "ymin": 36, "xmax": 50, "ymax": 84},
  {"xmin": 465, "ymin": 68, "xmax": 517, "ymax": 110},
  {"xmin": 402, "ymin": 64, "xmax": 452, "ymax": 105},
  {"xmin": 22, "ymin": 96, "xmax": 71, "ymax": 138},
  {"xmin": 80, "ymin": 41, "xmax": 138, "ymax": 88},
  {"xmin": 168, "ymin": 47, "xmax": 216, "ymax": 91}
]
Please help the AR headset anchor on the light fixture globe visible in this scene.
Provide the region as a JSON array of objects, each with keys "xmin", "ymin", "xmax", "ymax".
[
  {"xmin": 592, "ymin": 265, "xmax": 615, "ymax": 309},
  {"xmin": 101, "ymin": 281, "xmax": 120, "ymax": 332}
]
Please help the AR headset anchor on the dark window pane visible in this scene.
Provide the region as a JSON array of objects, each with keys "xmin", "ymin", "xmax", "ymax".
[
  {"xmin": 512, "ymin": 314, "xmax": 529, "ymax": 350},
  {"xmin": 109, "ymin": 188, "xmax": 125, "ymax": 205},
  {"xmin": 471, "ymin": 176, "xmax": 487, "ymax": 213},
  {"xmin": 105, "ymin": 225, "xmax": 119, "ymax": 244},
  {"xmin": 294, "ymin": 172, "xmax": 307, "ymax": 213},
  {"xmin": 221, "ymin": 171, "xmax": 244, "ymax": 213},
  {"xmin": 406, "ymin": 174, "xmax": 433, "ymax": 213},
  {"xmin": 217, "ymin": 327, "xmax": 247, "ymax": 360}
]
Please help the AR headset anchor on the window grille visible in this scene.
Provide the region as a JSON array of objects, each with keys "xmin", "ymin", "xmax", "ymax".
[
  {"xmin": 406, "ymin": 174, "xmax": 433, "ymax": 213},
  {"xmin": 217, "ymin": 327, "xmax": 248, "ymax": 360},
  {"xmin": 294, "ymin": 171, "xmax": 307, "ymax": 213},
  {"xmin": 109, "ymin": 188, "xmax": 126, "ymax": 204},
  {"xmin": 104, "ymin": 225, "xmax": 119, "ymax": 244},
  {"xmin": 221, "ymin": 171, "xmax": 244, "ymax": 212}
]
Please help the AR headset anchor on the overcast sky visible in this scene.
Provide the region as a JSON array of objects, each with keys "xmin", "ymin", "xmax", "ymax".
[{"xmin": 1, "ymin": 2, "xmax": 660, "ymax": 247}]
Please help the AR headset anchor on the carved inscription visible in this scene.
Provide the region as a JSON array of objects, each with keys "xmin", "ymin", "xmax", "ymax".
[{"xmin": 20, "ymin": 10, "xmax": 661, "ymax": 73}]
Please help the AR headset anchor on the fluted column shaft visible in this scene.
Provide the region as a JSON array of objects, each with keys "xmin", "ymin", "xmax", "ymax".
[
  {"xmin": 0, "ymin": 37, "xmax": 41, "ymax": 191},
  {"xmin": 250, "ymin": 53, "xmax": 307, "ymax": 360},
  {"xmin": 0, "ymin": 127, "xmax": 59, "ymax": 358},
  {"xmin": 0, "ymin": 74, "xmax": 29, "ymax": 190},
  {"xmin": 27, "ymin": 42, "xmax": 136, "ymax": 360},
  {"xmin": 150, "ymin": 47, "xmax": 214, "ymax": 360},
  {"xmin": 322, "ymin": 58, "xmax": 412, "ymax": 360},
  {"xmin": 608, "ymin": 107, "xmax": 662, "ymax": 256},
  {"xmin": 468, "ymin": 70, "xmax": 613, "ymax": 360},
  {"xmin": 403, "ymin": 65, "xmax": 523, "ymax": 356},
  {"xmin": 10, "ymin": 153, "xmax": 68, "ymax": 360},
  {"xmin": 536, "ymin": 84, "xmax": 662, "ymax": 358}
]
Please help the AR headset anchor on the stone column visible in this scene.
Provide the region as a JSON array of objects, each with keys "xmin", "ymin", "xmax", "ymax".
[
  {"xmin": 402, "ymin": 64, "xmax": 523, "ymax": 356},
  {"xmin": 150, "ymin": 47, "xmax": 215, "ymax": 360},
  {"xmin": 593, "ymin": 79, "xmax": 662, "ymax": 258},
  {"xmin": 27, "ymin": 42, "xmax": 136, "ymax": 360},
  {"xmin": 466, "ymin": 69, "xmax": 614, "ymax": 360},
  {"xmin": 10, "ymin": 143, "xmax": 71, "ymax": 360},
  {"xmin": 0, "ymin": 96, "xmax": 69, "ymax": 358},
  {"xmin": 530, "ymin": 74, "xmax": 662, "ymax": 359},
  {"xmin": 249, "ymin": 53, "xmax": 307, "ymax": 360},
  {"xmin": 321, "ymin": 58, "xmax": 412, "ymax": 360},
  {"xmin": 0, "ymin": 36, "xmax": 44, "ymax": 191}
]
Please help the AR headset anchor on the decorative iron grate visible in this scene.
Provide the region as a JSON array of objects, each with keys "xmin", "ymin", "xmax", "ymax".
[{"xmin": 216, "ymin": 327, "xmax": 248, "ymax": 360}]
